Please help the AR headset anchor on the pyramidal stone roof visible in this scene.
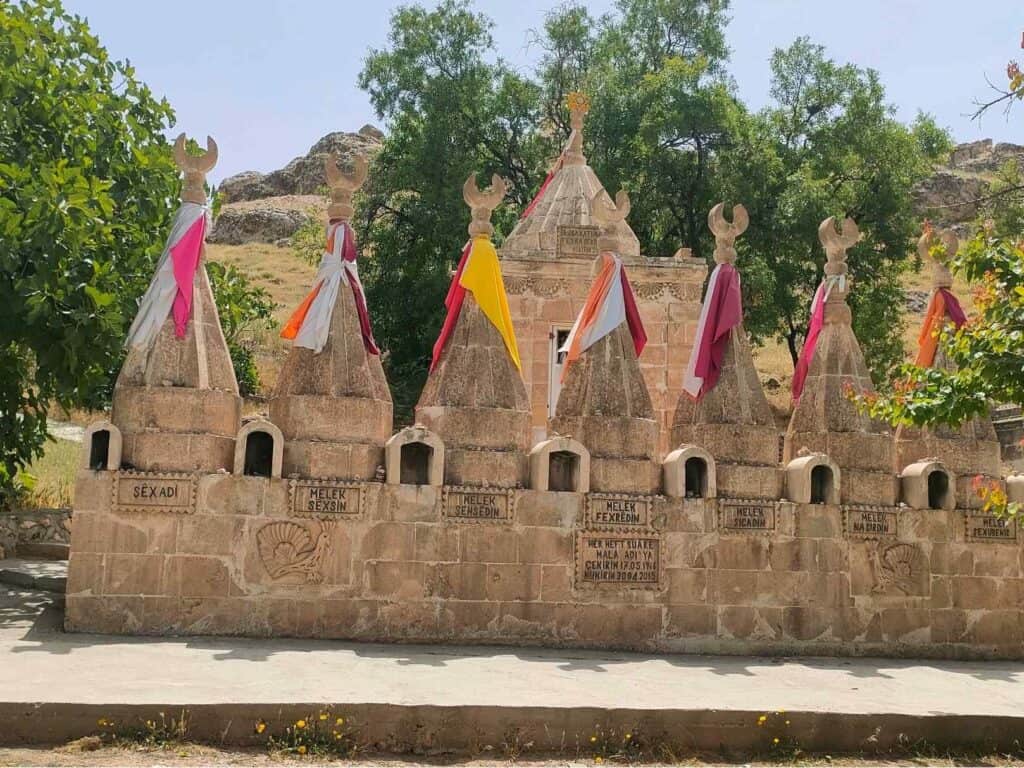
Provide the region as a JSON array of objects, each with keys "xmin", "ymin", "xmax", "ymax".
[{"xmin": 501, "ymin": 94, "xmax": 641, "ymax": 262}]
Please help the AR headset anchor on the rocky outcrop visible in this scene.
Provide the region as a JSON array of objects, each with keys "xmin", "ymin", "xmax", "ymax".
[
  {"xmin": 914, "ymin": 139, "xmax": 1024, "ymax": 227},
  {"xmin": 219, "ymin": 126, "xmax": 384, "ymax": 203},
  {"xmin": 209, "ymin": 205, "xmax": 312, "ymax": 245}
]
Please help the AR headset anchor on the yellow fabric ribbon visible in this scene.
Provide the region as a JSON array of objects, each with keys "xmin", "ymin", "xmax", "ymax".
[{"xmin": 459, "ymin": 235, "xmax": 521, "ymax": 371}]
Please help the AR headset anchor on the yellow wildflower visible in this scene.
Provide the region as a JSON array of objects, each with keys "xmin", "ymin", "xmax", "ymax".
[
  {"xmin": 255, "ymin": 722, "xmax": 266, "ymax": 734},
  {"xmin": 773, "ymin": 738, "xmax": 780, "ymax": 744},
  {"xmin": 595, "ymin": 758, "xmax": 603, "ymax": 765},
  {"xmin": 335, "ymin": 734, "xmax": 342, "ymax": 741},
  {"xmin": 785, "ymin": 720, "xmax": 790, "ymax": 725},
  {"xmin": 319, "ymin": 713, "xmax": 328, "ymax": 721},
  {"xmin": 624, "ymin": 733, "xmax": 631, "ymax": 740},
  {"xmin": 297, "ymin": 745, "xmax": 307, "ymax": 755},
  {"xmin": 97, "ymin": 719, "xmax": 107, "ymax": 727},
  {"xmin": 758, "ymin": 715, "xmax": 767, "ymax": 723},
  {"xmin": 296, "ymin": 719, "xmax": 306, "ymax": 729},
  {"xmin": 336, "ymin": 717, "xmax": 344, "ymax": 726},
  {"xmin": 590, "ymin": 736, "xmax": 597, "ymax": 743}
]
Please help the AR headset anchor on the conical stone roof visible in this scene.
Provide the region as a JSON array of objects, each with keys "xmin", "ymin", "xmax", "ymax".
[{"xmin": 501, "ymin": 93, "xmax": 640, "ymax": 263}]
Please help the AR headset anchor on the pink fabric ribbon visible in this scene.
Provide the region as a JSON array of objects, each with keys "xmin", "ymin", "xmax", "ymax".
[
  {"xmin": 939, "ymin": 287, "xmax": 967, "ymax": 328},
  {"xmin": 620, "ymin": 263, "xmax": 647, "ymax": 357},
  {"xmin": 688, "ymin": 263, "xmax": 742, "ymax": 400},
  {"xmin": 792, "ymin": 281, "xmax": 828, "ymax": 402},
  {"xmin": 169, "ymin": 215, "xmax": 207, "ymax": 338}
]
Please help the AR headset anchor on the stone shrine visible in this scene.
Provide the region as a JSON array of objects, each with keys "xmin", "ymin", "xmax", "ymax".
[{"xmin": 68, "ymin": 122, "xmax": 1024, "ymax": 661}]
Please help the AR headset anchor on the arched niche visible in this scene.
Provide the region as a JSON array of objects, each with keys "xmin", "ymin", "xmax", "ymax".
[
  {"xmin": 233, "ymin": 419, "xmax": 283, "ymax": 479},
  {"xmin": 785, "ymin": 453, "xmax": 840, "ymax": 505},
  {"xmin": 663, "ymin": 445, "xmax": 717, "ymax": 499},
  {"xmin": 385, "ymin": 426, "xmax": 444, "ymax": 486},
  {"xmin": 1005, "ymin": 473, "xmax": 1023, "ymax": 504},
  {"xmin": 900, "ymin": 459, "xmax": 954, "ymax": 511},
  {"xmin": 529, "ymin": 436, "xmax": 590, "ymax": 493},
  {"xmin": 82, "ymin": 420, "xmax": 122, "ymax": 471}
]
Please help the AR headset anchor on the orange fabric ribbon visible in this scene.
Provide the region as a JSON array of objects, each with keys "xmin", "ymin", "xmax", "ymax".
[{"xmin": 281, "ymin": 280, "xmax": 324, "ymax": 340}]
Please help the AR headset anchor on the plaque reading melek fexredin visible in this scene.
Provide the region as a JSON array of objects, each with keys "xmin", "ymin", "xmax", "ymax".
[{"xmin": 575, "ymin": 531, "xmax": 661, "ymax": 587}]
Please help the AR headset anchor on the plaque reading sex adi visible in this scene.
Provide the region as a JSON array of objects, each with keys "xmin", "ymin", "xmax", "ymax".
[{"xmin": 113, "ymin": 471, "xmax": 196, "ymax": 513}]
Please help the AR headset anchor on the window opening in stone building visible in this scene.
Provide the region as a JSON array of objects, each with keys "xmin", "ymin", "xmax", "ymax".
[
  {"xmin": 243, "ymin": 431, "xmax": 274, "ymax": 477},
  {"xmin": 400, "ymin": 441, "xmax": 433, "ymax": 485},
  {"xmin": 548, "ymin": 327, "xmax": 572, "ymax": 418}
]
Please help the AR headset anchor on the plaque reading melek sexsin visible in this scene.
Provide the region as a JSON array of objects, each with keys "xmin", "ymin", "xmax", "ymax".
[
  {"xmin": 290, "ymin": 480, "xmax": 363, "ymax": 518},
  {"xmin": 113, "ymin": 471, "xmax": 196, "ymax": 514},
  {"xmin": 575, "ymin": 531, "xmax": 661, "ymax": 587},
  {"xmin": 585, "ymin": 493, "xmax": 651, "ymax": 528},
  {"xmin": 844, "ymin": 507, "xmax": 898, "ymax": 538},
  {"xmin": 442, "ymin": 486, "xmax": 515, "ymax": 523},
  {"xmin": 718, "ymin": 499, "xmax": 776, "ymax": 533},
  {"xmin": 965, "ymin": 513, "xmax": 1017, "ymax": 543},
  {"xmin": 555, "ymin": 224, "xmax": 600, "ymax": 258}
]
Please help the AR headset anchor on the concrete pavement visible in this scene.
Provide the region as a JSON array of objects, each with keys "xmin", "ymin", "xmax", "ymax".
[{"xmin": 2, "ymin": 586, "xmax": 1023, "ymax": 752}]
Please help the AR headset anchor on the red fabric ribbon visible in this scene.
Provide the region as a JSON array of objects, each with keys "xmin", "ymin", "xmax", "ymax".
[
  {"xmin": 792, "ymin": 281, "xmax": 827, "ymax": 402},
  {"xmin": 689, "ymin": 263, "xmax": 742, "ymax": 399},
  {"xmin": 620, "ymin": 264, "xmax": 647, "ymax": 357},
  {"xmin": 430, "ymin": 240, "xmax": 473, "ymax": 372},
  {"xmin": 340, "ymin": 224, "xmax": 380, "ymax": 355}
]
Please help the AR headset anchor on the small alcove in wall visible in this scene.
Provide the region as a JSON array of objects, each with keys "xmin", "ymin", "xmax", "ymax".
[
  {"xmin": 663, "ymin": 445, "xmax": 716, "ymax": 499},
  {"xmin": 385, "ymin": 426, "xmax": 445, "ymax": 486},
  {"xmin": 233, "ymin": 419, "xmax": 284, "ymax": 479},
  {"xmin": 400, "ymin": 440, "xmax": 434, "ymax": 485},
  {"xmin": 81, "ymin": 421, "xmax": 122, "ymax": 471},
  {"xmin": 529, "ymin": 437, "xmax": 590, "ymax": 493},
  {"xmin": 785, "ymin": 453, "xmax": 841, "ymax": 505},
  {"xmin": 900, "ymin": 460, "xmax": 954, "ymax": 511}
]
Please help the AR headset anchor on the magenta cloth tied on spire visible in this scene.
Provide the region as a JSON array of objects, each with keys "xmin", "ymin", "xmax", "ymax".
[
  {"xmin": 682, "ymin": 262, "xmax": 743, "ymax": 400},
  {"xmin": 169, "ymin": 214, "xmax": 207, "ymax": 338},
  {"xmin": 791, "ymin": 280, "xmax": 830, "ymax": 402}
]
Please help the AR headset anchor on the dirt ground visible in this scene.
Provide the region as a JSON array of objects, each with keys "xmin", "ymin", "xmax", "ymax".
[{"xmin": 2, "ymin": 743, "xmax": 1024, "ymax": 768}]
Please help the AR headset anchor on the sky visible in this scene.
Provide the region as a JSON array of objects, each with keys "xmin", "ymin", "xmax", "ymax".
[{"xmin": 64, "ymin": 0, "xmax": 1021, "ymax": 184}]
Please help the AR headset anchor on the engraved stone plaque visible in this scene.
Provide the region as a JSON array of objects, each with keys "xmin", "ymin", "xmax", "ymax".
[
  {"xmin": 113, "ymin": 472, "xmax": 196, "ymax": 513},
  {"xmin": 585, "ymin": 494, "xmax": 650, "ymax": 528},
  {"xmin": 290, "ymin": 480, "xmax": 362, "ymax": 517},
  {"xmin": 844, "ymin": 507, "xmax": 898, "ymax": 538},
  {"xmin": 575, "ymin": 531, "xmax": 661, "ymax": 587},
  {"xmin": 442, "ymin": 486, "xmax": 514, "ymax": 523},
  {"xmin": 965, "ymin": 513, "xmax": 1017, "ymax": 543},
  {"xmin": 556, "ymin": 224, "xmax": 599, "ymax": 258},
  {"xmin": 719, "ymin": 500, "xmax": 776, "ymax": 533}
]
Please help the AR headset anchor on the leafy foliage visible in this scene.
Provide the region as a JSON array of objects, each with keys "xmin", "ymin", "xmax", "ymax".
[
  {"xmin": 0, "ymin": 0, "xmax": 277, "ymax": 495},
  {"xmin": 0, "ymin": 0, "xmax": 178, "ymax": 490},
  {"xmin": 860, "ymin": 226, "xmax": 1024, "ymax": 428}
]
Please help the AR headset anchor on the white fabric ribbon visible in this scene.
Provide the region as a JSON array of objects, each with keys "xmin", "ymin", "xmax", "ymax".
[
  {"xmin": 292, "ymin": 222, "xmax": 364, "ymax": 354},
  {"xmin": 558, "ymin": 254, "xmax": 626, "ymax": 357},
  {"xmin": 125, "ymin": 202, "xmax": 208, "ymax": 352}
]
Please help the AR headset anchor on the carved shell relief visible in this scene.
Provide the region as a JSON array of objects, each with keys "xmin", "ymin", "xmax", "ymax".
[{"xmin": 256, "ymin": 519, "xmax": 336, "ymax": 584}]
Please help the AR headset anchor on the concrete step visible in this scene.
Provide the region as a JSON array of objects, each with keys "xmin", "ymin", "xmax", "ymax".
[
  {"xmin": 15, "ymin": 541, "xmax": 69, "ymax": 561},
  {"xmin": 0, "ymin": 557, "xmax": 66, "ymax": 594}
]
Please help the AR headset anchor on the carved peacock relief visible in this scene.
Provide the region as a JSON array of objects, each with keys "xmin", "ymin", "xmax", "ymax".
[
  {"xmin": 256, "ymin": 519, "xmax": 335, "ymax": 584},
  {"xmin": 868, "ymin": 541, "xmax": 927, "ymax": 595}
]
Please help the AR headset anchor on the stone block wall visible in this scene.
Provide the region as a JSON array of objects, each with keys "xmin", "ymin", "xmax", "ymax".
[
  {"xmin": 66, "ymin": 470, "xmax": 1024, "ymax": 659},
  {"xmin": 0, "ymin": 508, "xmax": 71, "ymax": 559},
  {"xmin": 503, "ymin": 256, "xmax": 705, "ymax": 451}
]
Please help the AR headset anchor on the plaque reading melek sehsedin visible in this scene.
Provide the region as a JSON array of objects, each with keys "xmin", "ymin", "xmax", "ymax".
[
  {"xmin": 442, "ymin": 486, "xmax": 514, "ymax": 523},
  {"xmin": 576, "ymin": 531, "xmax": 661, "ymax": 587}
]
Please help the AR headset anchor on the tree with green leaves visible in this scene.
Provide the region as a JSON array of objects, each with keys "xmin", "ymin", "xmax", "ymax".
[
  {"xmin": 718, "ymin": 38, "xmax": 949, "ymax": 377},
  {"xmin": 0, "ymin": 0, "xmax": 272, "ymax": 497}
]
